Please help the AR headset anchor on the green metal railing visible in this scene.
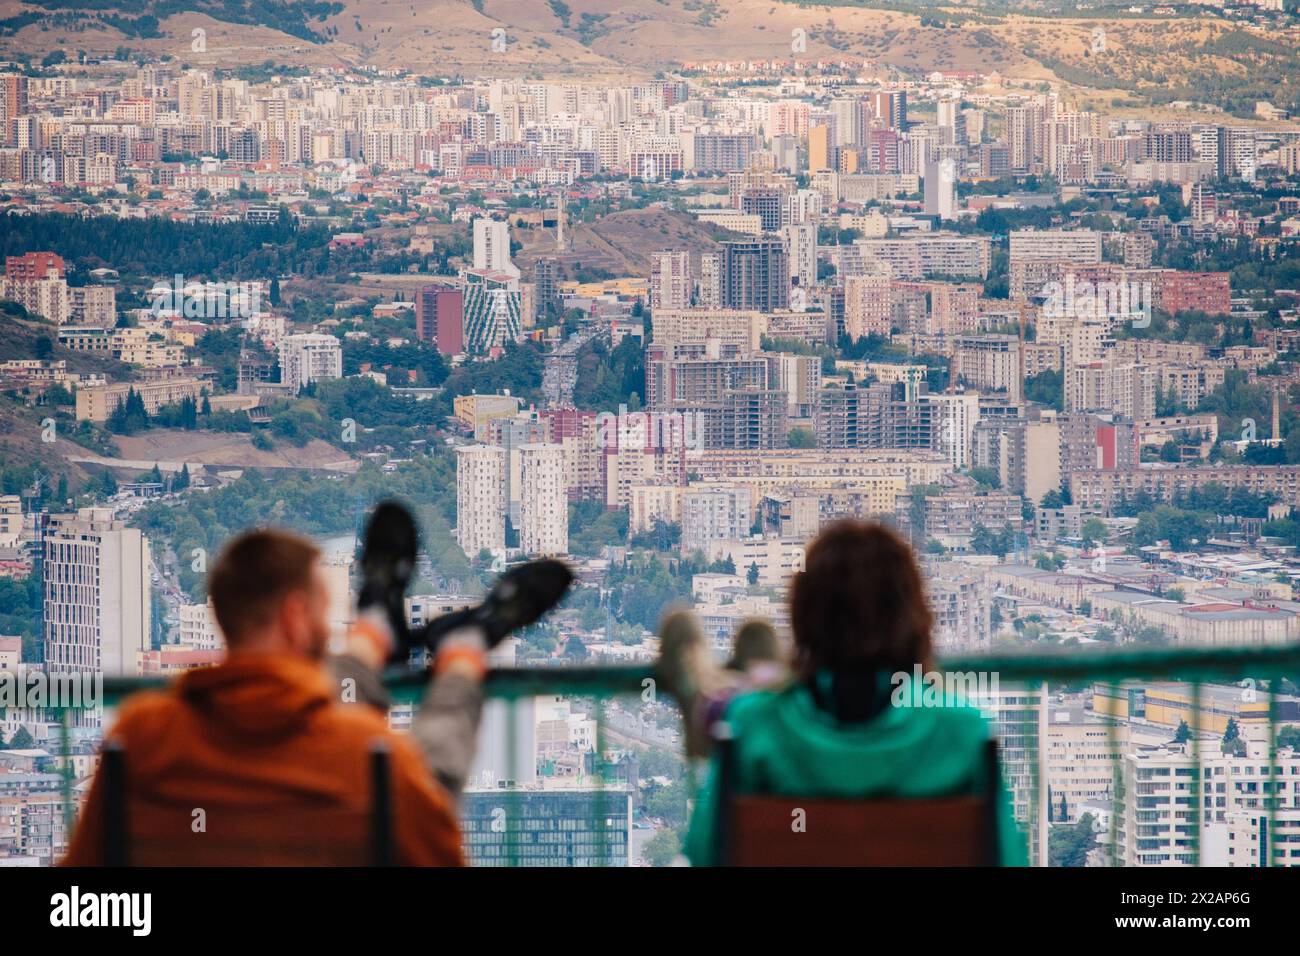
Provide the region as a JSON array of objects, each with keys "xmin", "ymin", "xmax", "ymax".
[{"xmin": 53, "ymin": 642, "xmax": 1300, "ymax": 866}]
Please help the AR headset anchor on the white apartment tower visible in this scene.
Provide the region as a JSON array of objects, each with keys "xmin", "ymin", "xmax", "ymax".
[
  {"xmin": 843, "ymin": 271, "xmax": 892, "ymax": 339},
  {"xmin": 0, "ymin": 494, "xmax": 21, "ymax": 547},
  {"xmin": 681, "ymin": 486, "xmax": 753, "ymax": 555},
  {"xmin": 472, "ymin": 217, "xmax": 520, "ymax": 277},
  {"xmin": 1006, "ymin": 105, "xmax": 1036, "ymax": 172},
  {"xmin": 178, "ymin": 602, "xmax": 221, "ymax": 651},
  {"xmin": 926, "ymin": 391, "xmax": 981, "ymax": 468},
  {"xmin": 1009, "ymin": 229, "xmax": 1103, "ymax": 265},
  {"xmin": 279, "ymin": 332, "xmax": 342, "ymax": 393},
  {"xmin": 924, "ymin": 159, "xmax": 956, "ymax": 221},
  {"xmin": 43, "ymin": 508, "xmax": 151, "ymax": 676},
  {"xmin": 1119, "ymin": 740, "xmax": 1300, "ymax": 867},
  {"xmin": 781, "ymin": 223, "xmax": 817, "ymax": 292},
  {"xmin": 517, "ymin": 443, "xmax": 568, "ymax": 556},
  {"xmin": 697, "ymin": 252, "xmax": 722, "ymax": 309},
  {"xmin": 456, "ymin": 444, "xmax": 507, "ymax": 558},
  {"xmin": 650, "ymin": 251, "xmax": 692, "ymax": 311}
]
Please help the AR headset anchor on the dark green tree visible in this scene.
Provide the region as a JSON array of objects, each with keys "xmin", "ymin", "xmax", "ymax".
[
  {"xmin": 643, "ymin": 828, "xmax": 680, "ymax": 867},
  {"xmin": 1048, "ymin": 813, "xmax": 1099, "ymax": 867}
]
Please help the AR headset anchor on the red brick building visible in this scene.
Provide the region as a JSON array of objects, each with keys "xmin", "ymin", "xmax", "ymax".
[
  {"xmin": 413, "ymin": 283, "xmax": 464, "ymax": 356},
  {"xmin": 5, "ymin": 251, "xmax": 65, "ymax": 281},
  {"xmin": 1155, "ymin": 270, "xmax": 1230, "ymax": 317}
]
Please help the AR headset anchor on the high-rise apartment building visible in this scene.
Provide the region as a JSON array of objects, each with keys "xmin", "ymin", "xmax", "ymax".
[
  {"xmin": 808, "ymin": 124, "xmax": 831, "ymax": 173},
  {"xmin": 1006, "ymin": 105, "xmax": 1035, "ymax": 173},
  {"xmin": 843, "ymin": 271, "xmax": 892, "ymax": 339},
  {"xmin": 693, "ymin": 133, "xmax": 755, "ymax": 173},
  {"xmin": 1217, "ymin": 126, "xmax": 1257, "ymax": 180},
  {"xmin": 69, "ymin": 285, "xmax": 116, "ymax": 327},
  {"xmin": 954, "ymin": 335, "xmax": 1022, "ymax": 402},
  {"xmin": 720, "ymin": 238, "xmax": 789, "ymax": 312},
  {"xmin": 697, "ymin": 252, "xmax": 722, "ymax": 308},
  {"xmin": 43, "ymin": 508, "xmax": 151, "ymax": 676},
  {"xmin": 937, "ymin": 98, "xmax": 965, "ymax": 144},
  {"xmin": 461, "ymin": 785, "xmax": 633, "ymax": 866},
  {"xmin": 1009, "ymin": 229, "xmax": 1103, "ymax": 265},
  {"xmin": 681, "ymin": 486, "xmax": 752, "ymax": 554},
  {"xmin": 1118, "ymin": 738, "xmax": 1300, "ymax": 867},
  {"xmin": 517, "ymin": 444, "xmax": 568, "ymax": 556},
  {"xmin": 871, "ymin": 90, "xmax": 908, "ymax": 131},
  {"xmin": 1123, "ymin": 233, "xmax": 1155, "ymax": 268},
  {"xmin": 780, "ymin": 223, "xmax": 817, "ymax": 291},
  {"xmin": 3, "ymin": 251, "xmax": 69, "ymax": 325},
  {"xmin": 707, "ymin": 389, "xmax": 789, "ymax": 450},
  {"xmin": 650, "ymin": 251, "xmax": 692, "ymax": 311},
  {"xmin": 740, "ymin": 187, "xmax": 785, "ymax": 232},
  {"xmin": 645, "ymin": 350, "xmax": 769, "ymax": 411},
  {"xmin": 830, "ymin": 97, "xmax": 867, "ymax": 149},
  {"xmin": 5, "ymin": 252, "xmax": 65, "ymax": 282},
  {"xmin": 490, "ymin": 412, "xmax": 548, "ymax": 526},
  {"xmin": 923, "ymin": 159, "xmax": 955, "ymax": 221},
  {"xmin": 925, "ymin": 392, "xmax": 981, "ymax": 468},
  {"xmin": 472, "ymin": 217, "xmax": 519, "ymax": 276},
  {"xmin": 1143, "ymin": 125, "xmax": 1194, "ymax": 163},
  {"xmin": 1008, "ymin": 229, "xmax": 1103, "ymax": 299},
  {"xmin": 462, "ymin": 269, "xmax": 523, "ymax": 355},
  {"xmin": 278, "ymin": 332, "xmax": 342, "ymax": 393},
  {"xmin": 534, "ymin": 258, "xmax": 559, "ymax": 317},
  {"xmin": 455, "ymin": 444, "xmax": 507, "ymax": 558},
  {"xmin": 178, "ymin": 602, "xmax": 221, "ymax": 651},
  {"xmin": 0, "ymin": 74, "xmax": 28, "ymax": 146},
  {"xmin": 414, "ymin": 283, "xmax": 465, "ymax": 355}
]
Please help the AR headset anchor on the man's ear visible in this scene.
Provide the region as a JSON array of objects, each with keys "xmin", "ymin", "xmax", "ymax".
[{"xmin": 279, "ymin": 590, "xmax": 308, "ymax": 645}]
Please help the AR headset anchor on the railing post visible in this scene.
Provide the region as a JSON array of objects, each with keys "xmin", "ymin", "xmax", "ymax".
[
  {"xmin": 713, "ymin": 720, "xmax": 736, "ymax": 868},
  {"xmin": 1266, "ymin": 672, "xmax": 1280, "ymax": 869},
  {"xmin": 596, "ymin": 697, "xmax": 608, "ymax": 867},
  {"xmin": 506, "ymin": 694, "xmax": 519, "ymax": 869},
  {"xmin": 59, "ymin": 705, "xmax": 74, "ymax": 853},
  {"xmin": 1190, "ymin": 682, "xmax": 1202, "ymax": 867},
  {"xmin": 369, "ymin": 740, "xmax": 394, "ymax": 867},
  {"xmin": 1036, "ymin": 679, "xmax": 1048, "ymax": 867},
  {"xmin": 1102, "ymin": 681, "xmax": 1121, "ymax": 868},
  {"xmin": 102, "ymin": 739, "xmax": 127, "ymax": 867}
]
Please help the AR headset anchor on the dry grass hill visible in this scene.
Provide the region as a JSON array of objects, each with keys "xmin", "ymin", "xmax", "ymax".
[{"xmin": 0, "ymin": 1, "xmax": 1296, "ymax": 120}]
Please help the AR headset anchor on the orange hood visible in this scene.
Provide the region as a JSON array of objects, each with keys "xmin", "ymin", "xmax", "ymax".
[{"xmin": 175, "ymin": 653, "xmax": 334, "ymax": 742}]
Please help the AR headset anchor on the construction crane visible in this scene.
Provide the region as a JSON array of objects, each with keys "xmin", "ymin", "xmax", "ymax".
[
  {"xmin": 22, "ymin": 467, "xmax": 49, "ymax": 513},
  {"xmin": 554, "ymin": 191, "xmax": 567, "ymax": 253},
  {"xmin": 23, "ymin": 467, "xmax": 50, "ymax": 580},
  {"xmin": 1016, "ymin": 299, "xmax": 1030, "ymax": 405}
]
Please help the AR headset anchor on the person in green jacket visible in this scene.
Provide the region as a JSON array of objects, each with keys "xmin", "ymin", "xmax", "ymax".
[{"xmin": 657, "ymin": 519, "xmax": 1028, "ymax": 866}]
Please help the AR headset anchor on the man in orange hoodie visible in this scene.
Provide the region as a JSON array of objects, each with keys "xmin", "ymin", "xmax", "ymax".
[{"xmin": 63, "ymin": 526, "xmax": 483, "ymax": 866}]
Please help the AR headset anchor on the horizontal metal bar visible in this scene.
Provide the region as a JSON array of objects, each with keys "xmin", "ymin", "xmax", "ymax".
[
  {"xmin": 89, "ymin": 641, "xmax": 1300, "ymax": 709},
  {"xmin": 942, "ymin": 643, "xmax": 1300, "ymax": 684}
]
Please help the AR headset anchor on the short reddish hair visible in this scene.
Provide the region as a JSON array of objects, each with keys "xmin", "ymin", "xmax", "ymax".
[
  {"xmin": 789, "ymin": 520, "xmax": 933, "ymax": 676},
  {"xmin": 208, "ymin": 529, "xmax": 321, "ymax": 645}
]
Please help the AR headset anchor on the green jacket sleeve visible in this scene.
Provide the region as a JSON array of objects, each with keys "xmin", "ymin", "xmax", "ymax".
[
  {"xmin": 682, "ymin": 756, "xmax": 722, "ymax": 867},
  {"xmin": 996, "ymin": 775, "xmax": 1030, "ymax": 867}
]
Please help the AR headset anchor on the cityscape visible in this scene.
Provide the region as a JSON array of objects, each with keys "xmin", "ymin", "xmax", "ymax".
[{"xmin": 1, "ymin": 0, "xmax": 1300, "ymax": 877}]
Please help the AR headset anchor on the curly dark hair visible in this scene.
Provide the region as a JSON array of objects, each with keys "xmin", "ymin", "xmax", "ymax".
[{"xmin": 789, "ymin": 519, "xmax": 933, "ymax": 677}]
